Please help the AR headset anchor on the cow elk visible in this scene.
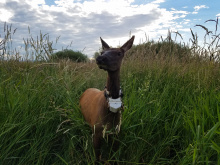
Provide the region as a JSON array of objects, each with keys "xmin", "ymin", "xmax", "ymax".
[{"xmin": 80, "ymin": 36, "xmax": 135, "ymax": 161}]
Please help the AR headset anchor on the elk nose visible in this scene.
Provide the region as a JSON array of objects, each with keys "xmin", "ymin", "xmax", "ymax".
[{"xmin": 96, "ymin": 56, "xmax": 106, "ymax": 64}]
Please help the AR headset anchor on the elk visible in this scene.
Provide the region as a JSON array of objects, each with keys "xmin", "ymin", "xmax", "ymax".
[{"xmin": 80, "ymin": 36, "xmax": 135, "ymax": 160}]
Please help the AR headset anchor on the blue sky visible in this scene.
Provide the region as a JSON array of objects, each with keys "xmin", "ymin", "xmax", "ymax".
[
  {"xmin": 0, "ymin": 0, "xmax": 219, "ymax": 58},
  {"xmin": 45, "ymin": 0, "xmax": 56, "ymax": 6}
]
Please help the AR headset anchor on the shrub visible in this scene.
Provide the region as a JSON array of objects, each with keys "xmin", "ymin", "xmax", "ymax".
[
  {"xmin": 51, "ymin": 49, "xmax": 88, "ymax": 62},
  {"xmin": 93, "ymin": 51, "xmax": 100, "ymax": 59}
]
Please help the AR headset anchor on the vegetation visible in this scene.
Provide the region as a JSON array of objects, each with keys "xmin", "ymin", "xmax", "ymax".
[
  {"xmin": 0, "ymin": 20, "xmax": 220, "ymax": 164},
  {"xmin": 51, "ymin": 49, "xmax": 88, "ymax": 62},
  {"xmin": 93, "ymin": 51, "xmax": 100, "ymax": 59}
]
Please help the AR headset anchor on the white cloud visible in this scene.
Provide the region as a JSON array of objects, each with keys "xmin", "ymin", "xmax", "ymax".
[
  {"xmin": 182, "ymin": 19, "xmax": 191, "ymax": 25},
  {"xmin": 192, "ymin": 11, "xmax": 198, "ymax": 15},
  {"xmin": 194, "ymin": 5, "xmax": 209, "ymax": 11},
  {"xmin": 217, "ymin": 13, "xmax": 220, "ymax": 17},
  {"xmin": 151, "ymin": 0, "xmax": 165, "ymax": 4},
  {"xmin": 0, "ymin": 0, "xmax": 190, "ymax": 57},
  {"xmin": 26, "ymin": 0, "xmax": 45, "ymax": 5},
  {"xmin": 0, "ymin": 0, "xmax": 7, "ymax": 3},
  {"xmin": 192, "ymin": 5, "xmax": 209, "ymax": 15},
  {"xmin": 0, "ymin": 9, "xmax": 13, "ymax": 22}
]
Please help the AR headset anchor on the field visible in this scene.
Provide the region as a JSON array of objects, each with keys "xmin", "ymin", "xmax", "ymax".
[{"xmin": 0, "ymin": 24, "xmax": 220, "ymax": 164}]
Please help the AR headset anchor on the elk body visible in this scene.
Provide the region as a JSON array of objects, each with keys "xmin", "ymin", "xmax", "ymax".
[{"xmin": 80, "ymin": 36, "xmax": 135, "ymax": 160}]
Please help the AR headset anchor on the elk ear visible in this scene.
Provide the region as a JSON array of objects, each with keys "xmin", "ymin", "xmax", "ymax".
[
  {"xmin": 121, "ymin": 35, "xmax": 135, "ymax": 52},
  {"xmin": 100, "ymin": 37, "xmax": 110, "ymax": 50}
]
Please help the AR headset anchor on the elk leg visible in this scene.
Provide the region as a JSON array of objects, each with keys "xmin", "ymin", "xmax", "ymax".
[
  {"xmin": 108, "ymin": 135, "xmax": 119, "ymax": 155},
  {"xmin": 113, "ymin": 137, "xmax": 119, "ymax": 153},
  {"xmin": 93, "ymin": 132, "xmax": 102, "ymax": 161}
]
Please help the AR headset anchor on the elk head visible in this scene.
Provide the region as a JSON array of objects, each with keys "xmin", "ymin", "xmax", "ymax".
[{"xmin": 96, "ymin": 36, "xmax": 135, "ymax": 72}]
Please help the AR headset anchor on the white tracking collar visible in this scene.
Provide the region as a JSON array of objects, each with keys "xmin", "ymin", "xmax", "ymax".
[
  {"xmin": 108, "ymin": 97, "xmax": 123, "ymax": 113},
  {"xmin": 104, "ymin": 87, "xmax": 123, "ymax": 113}
]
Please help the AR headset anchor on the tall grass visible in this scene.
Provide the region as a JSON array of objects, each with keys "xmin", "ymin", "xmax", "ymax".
[
  {"xmin": 0, "ymin": 60, "xmax": 98, "ymax": 164},
  {"xmin": 120, "ymin": 57, "xmax": 220, "ymax": 164},
  {"xmin": 0, "ymin": 23, "xmax": 18, "ymax": 60},
  {"xmin": 0, "ymin": 23, "xmax": 59, "ymax": 61},
  {"xmin": 0, "ymin": 20, "xmax": 220, "ymax": 164}
]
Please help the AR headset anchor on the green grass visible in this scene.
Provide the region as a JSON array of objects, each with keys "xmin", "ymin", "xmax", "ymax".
[
  {"xmin": 0, "ymin": 61, "xmax": 93, "ymax": 164},
  {"xmin": 0, "ymin": 54, "xmax": 219, "ymax": 164},
  {"xmin": 120, "ymin": 58, "xmax": 220, "ymax": 164}
]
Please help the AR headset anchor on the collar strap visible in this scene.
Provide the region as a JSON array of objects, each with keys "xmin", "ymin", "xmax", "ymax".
[{"xmin": 104, "ymin": 86, "xmax": 123, "ymax": 99}]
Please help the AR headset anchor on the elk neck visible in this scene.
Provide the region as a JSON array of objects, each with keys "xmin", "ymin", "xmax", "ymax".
[{"xmin": 106, "ymin": 69, "xmax": 120, "ymax": 99}]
